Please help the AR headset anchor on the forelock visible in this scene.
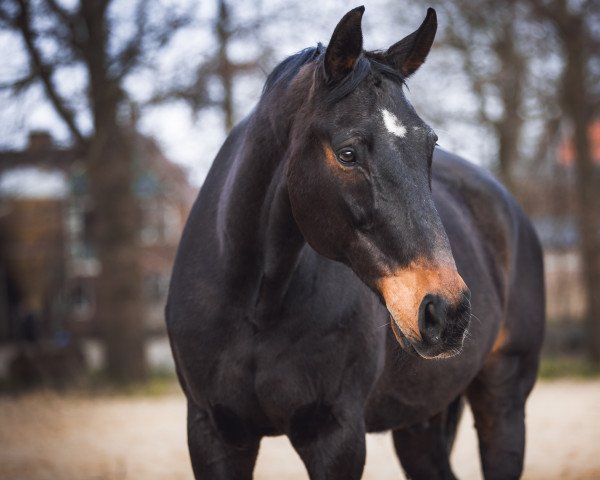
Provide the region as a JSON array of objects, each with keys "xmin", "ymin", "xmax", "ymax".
[
  {"xmin": 262, "ymin": 46, "xmax": 406, "ymax": 105},
  {"xmin": 318, "ymin": 52, "xmax": 406, "ymax": 104}
]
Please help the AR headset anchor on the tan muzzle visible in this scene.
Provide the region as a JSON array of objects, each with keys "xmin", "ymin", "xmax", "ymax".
[{"xmin": 377, "ymin": 260, "xmax": 468, "ymax": 343}]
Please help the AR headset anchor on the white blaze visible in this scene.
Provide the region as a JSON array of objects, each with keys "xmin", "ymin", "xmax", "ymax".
[{"xmin": 382, "ymin": 109, "xmax": 407, "ymax": 138}]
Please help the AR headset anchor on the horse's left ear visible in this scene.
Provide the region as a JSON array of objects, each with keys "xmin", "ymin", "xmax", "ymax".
[
  {"xmin": 385, "ymin": 8, "xmax": 437, "ymax": 78},
  {"xmin": 324, "ymin": 6, "xmax": 365, "ymax": 84}
]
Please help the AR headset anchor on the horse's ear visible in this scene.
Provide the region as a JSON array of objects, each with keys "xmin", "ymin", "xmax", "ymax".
[
  {"xmin": 385, "ymin": 8, "xmax": 437, "ymax": 78},
  {"xmin": 324, "ymin": 6, "xmax": 365, "ymax": 84}
]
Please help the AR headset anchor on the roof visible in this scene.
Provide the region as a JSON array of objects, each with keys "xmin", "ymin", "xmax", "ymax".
[{"xmin": 0, "ymin": 131, "xmax": 196, "ymax": 206}]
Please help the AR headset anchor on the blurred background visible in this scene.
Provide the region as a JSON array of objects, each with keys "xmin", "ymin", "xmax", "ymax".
[{"xmin": 0, "ymin": 0, "xmax": 599, "ymax": 478}]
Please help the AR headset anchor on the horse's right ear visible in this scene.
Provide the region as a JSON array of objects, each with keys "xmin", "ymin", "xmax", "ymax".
[{"xmin": 323, "ymin": 6, "xmax": 365, "ymax": 84}]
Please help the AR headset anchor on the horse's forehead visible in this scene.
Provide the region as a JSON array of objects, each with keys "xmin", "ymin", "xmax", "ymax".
[
  {"xmin": 379, "ymin": 107, "xmax": 432, "ymax": 142},
  {"xmin": 374, "ymin": 83, "xmax": 432, "ymax": 138},
  {"xmin": 314, "ymin": 76, "xmax": 430, "ymax": 139},
  {"xmin": 381, "ymin": 109, "xmax": 407, "ymax": 138}
]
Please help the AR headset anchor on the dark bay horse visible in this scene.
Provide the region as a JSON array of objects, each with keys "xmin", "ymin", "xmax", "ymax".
[{"xmin": 166, "ymin": 6, "xmax": 544, "ymax": 479}]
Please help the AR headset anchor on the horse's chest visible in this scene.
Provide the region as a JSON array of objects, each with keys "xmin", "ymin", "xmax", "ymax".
[{"xmin": 202, "ymin": 306, "xmax": 383, "ymax": 431}]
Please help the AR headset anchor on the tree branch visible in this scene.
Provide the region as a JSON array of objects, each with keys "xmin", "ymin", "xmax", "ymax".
[
  {"xmin": 0, "ymin": 72, "xmax": 36, "ymax": 92},
  {"xmin": 109, "ymin": 0, "xmax": 147, "ymax": 81},
  {"xmin": 44, "ymin": 0, "xmax": 83, "ymax": 51},
  {"xmin": 15, "ymin": 0, "xmax": 86, "ymax": 145}
]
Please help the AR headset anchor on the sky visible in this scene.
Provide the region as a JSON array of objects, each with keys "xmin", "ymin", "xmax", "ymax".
[{"xmin": 0, "ymin": 0, "xmax": 493, "ymax": 192}]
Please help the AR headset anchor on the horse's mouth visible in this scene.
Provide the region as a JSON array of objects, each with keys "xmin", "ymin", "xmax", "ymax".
[
  {"xmin": 389, "ymin": 311, "xmax": 470, "ymax": 360},
  {"xmin": 389, "ymin": 317, "xmax": 420, "ymax": 357}
]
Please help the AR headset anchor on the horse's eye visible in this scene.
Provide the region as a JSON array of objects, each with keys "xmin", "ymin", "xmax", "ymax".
[{"xmin": 337, "ymin": 148, "xmax": 356, "ymax": 164}]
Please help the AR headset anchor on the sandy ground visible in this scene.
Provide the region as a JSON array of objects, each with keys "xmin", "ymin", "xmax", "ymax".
[{"xmin": 0, "ymin": 380, "xmax": 599, "ymax": 480}]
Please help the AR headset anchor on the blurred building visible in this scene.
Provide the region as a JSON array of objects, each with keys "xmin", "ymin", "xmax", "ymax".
[{"xmin": 0, "ymin": 131, "xmax": 195, "ymax": 344}]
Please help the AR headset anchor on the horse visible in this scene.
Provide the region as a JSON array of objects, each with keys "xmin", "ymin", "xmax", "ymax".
[{"xmin": 166, "ymin": 6, "xmax": 545, "ymax": 479}]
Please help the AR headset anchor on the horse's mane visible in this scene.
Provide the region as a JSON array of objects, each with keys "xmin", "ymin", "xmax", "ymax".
[
  {"xmin": 262, "ymin": 45, "xmax": 323, "ymax": 97},
  {"xmin": 262, "ymin": 44, "xmax": 405, "ymax": 104}
]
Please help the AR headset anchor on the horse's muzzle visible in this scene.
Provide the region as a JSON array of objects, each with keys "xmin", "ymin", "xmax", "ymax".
[
  {"xmin": 377, "ymin": 264, "xmax": 471, "ymax": 358},
  {"xmin": 416, "ymin": 290, "xmax": 471, "ymax": 358},
  {"xmin": 388, "ymin": 290, "xmax": 471, "ymax": 359}
]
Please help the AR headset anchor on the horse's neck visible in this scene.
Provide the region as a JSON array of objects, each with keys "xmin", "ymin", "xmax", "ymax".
[{"xmin": 217, "ymin": 108, "xmax": 305, "ymax": 327}]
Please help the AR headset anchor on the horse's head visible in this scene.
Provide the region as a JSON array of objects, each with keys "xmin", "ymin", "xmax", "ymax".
[{"xmin": 286, "ymin": 6, "xmax": 470, "ymax": 359}]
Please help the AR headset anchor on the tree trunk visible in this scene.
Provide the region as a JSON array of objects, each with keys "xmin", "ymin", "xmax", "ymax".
[
  {"xmin": 495, "ymin": 117, "xmax": 522, "ymax": 193},
  {"xmin": 217, "ymin": 0, "xmax": 235, "ymax": 131},
  {"xmin": 87, "ymin": 129, "xmax": 146, "ymax": 381},
  {"xmin": 83, "ymin": 0, "xmax": 147, "ymax": 381},
  {"xmin": 493, "ymin": 17, "xmax": 525, "ymax": 193},
  {"xmin": 562, "ymin": 23, "xmax": 600, "ymax": 364}
]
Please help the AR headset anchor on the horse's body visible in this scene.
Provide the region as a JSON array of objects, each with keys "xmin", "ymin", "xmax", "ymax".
[{"xmin": 167, "ymin": 8, "xmax": 544, "ymax": 479}]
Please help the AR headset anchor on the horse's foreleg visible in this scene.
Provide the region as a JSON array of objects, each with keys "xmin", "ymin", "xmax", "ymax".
[
  {"xmin": 186, "ymin": 400, "xmax": 260, "ymax": 480},
  {"xmin": 466, "ymin": 352, "xmax": 539, "ymax": 480},
  {"xmin": 392, "ymin": 396, "xmax": 463, "ymax": 480},
  {"xmin": 288, "ymin": 402, "xmax": 366, "ymax": 480}
]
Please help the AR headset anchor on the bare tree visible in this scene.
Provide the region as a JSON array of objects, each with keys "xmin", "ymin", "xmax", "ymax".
[
  {"xmin": 409, "ymin": 0, "xmax": 600, "ymax": 362},
  {"xmin": 0, "ymin": 0, "xmax": 187, "ymax": 381},
  {"xmin": 528, "ymin": 0, "xmax": 600, "ymax": 364},
  {"xmin": 154, "ymin": 0, "xmax": 273, "ymax": 133},
  {"xmin": 422, "ymin": 0, "xmax": 535, "ymax": 191}
]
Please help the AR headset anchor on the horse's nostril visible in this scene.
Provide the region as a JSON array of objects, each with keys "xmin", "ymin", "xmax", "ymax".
[
  {"xmin": 419, "ymin": 295, "xmax": 445, "ymax": 345},
  {"xmin": 425, "ymin": 302, "xmax": 437, "ymax": 329}
]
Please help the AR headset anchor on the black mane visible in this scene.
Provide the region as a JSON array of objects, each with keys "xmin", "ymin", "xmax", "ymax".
[
  {"xmin": 261, "ymin": 45, "xmax": 323, "ymax": 96},
  {"xmin": 262, "ymin": 44, "xmax": 405, "ymax": 104}
]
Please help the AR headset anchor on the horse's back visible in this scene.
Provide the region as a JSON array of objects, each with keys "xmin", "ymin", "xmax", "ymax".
[{"xmin": 432, "ymin": 148, "xmax": 544, "ymax": 357}]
